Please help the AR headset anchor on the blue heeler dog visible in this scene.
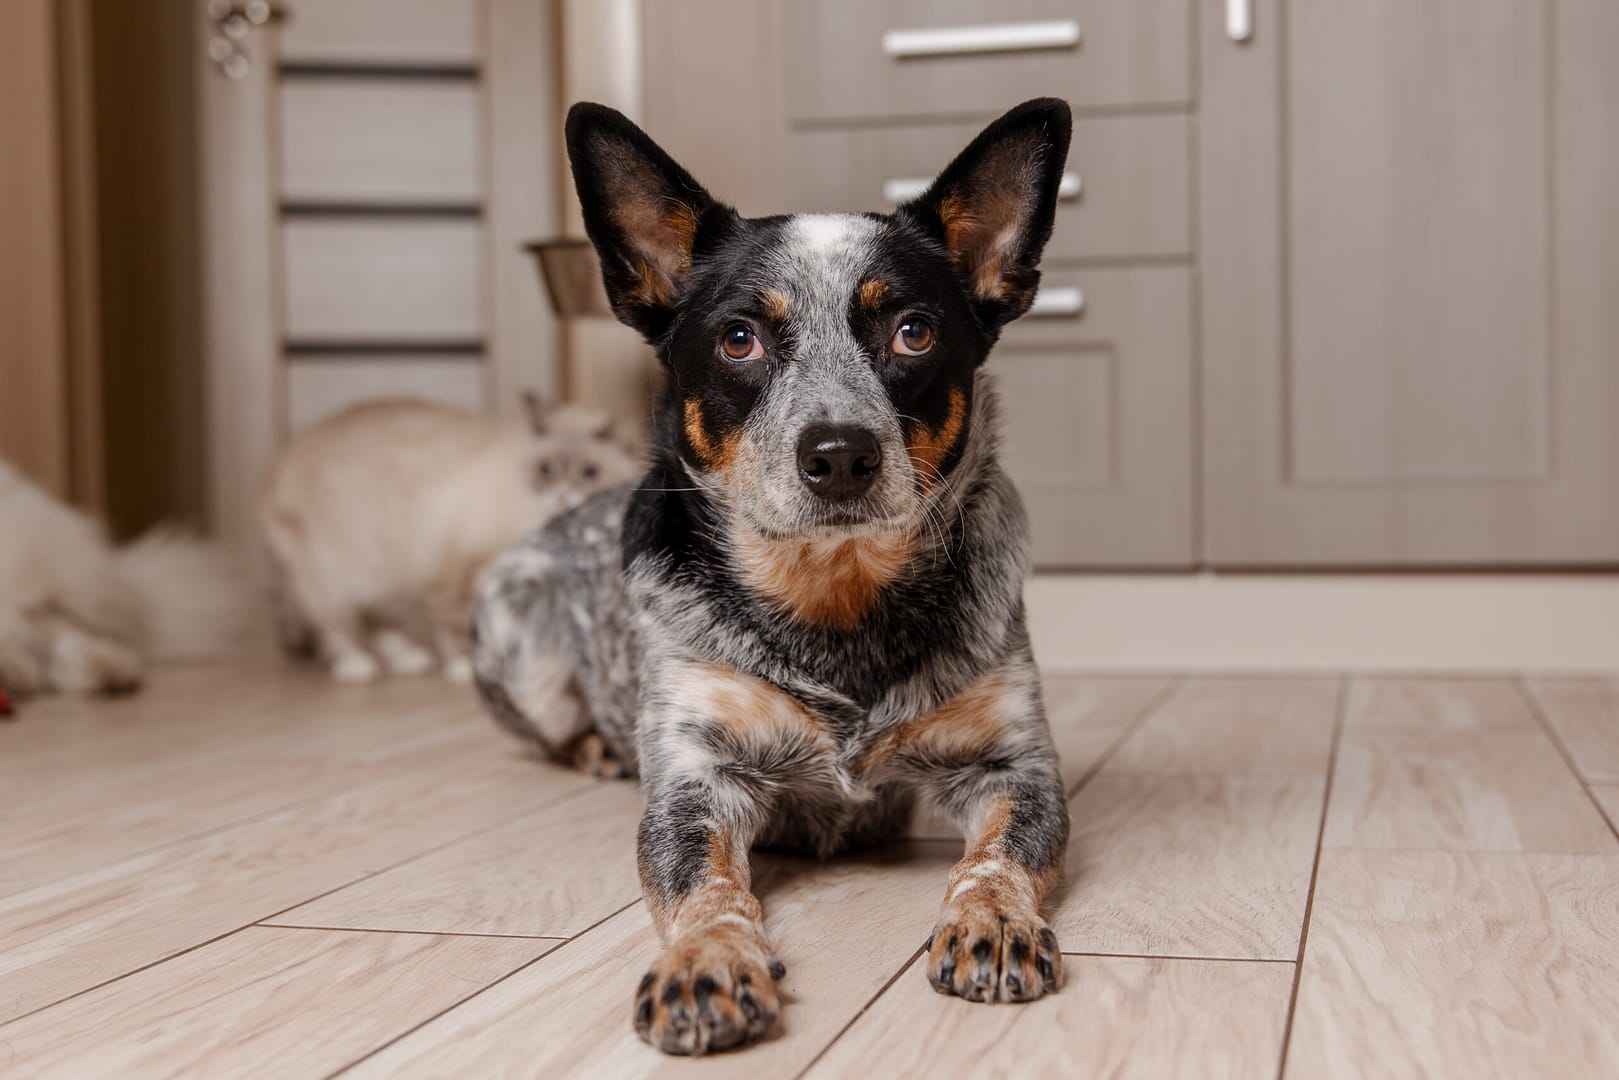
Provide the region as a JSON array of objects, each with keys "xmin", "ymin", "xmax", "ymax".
[{"xmin": 471, "ymin": 98, "xmax": 1074, "ymax": 1055}]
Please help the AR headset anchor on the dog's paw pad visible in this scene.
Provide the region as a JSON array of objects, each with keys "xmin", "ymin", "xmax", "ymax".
[
  {"xmin": 633, "ymin": 925, "xmax": 781, "ymax": 1055},
  {"xmin": 926, "ymin": 907, "xmax": 1061, "ymax": 1004}
]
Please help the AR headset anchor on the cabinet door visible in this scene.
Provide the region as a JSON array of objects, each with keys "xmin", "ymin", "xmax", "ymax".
[
  {"xmin": 1201, "ymin": 0, "xmax": 1619, "ymax": 565},
  {"xmin": 997, "ymin": 268, "xmax": 1195, "ymax": 568}
]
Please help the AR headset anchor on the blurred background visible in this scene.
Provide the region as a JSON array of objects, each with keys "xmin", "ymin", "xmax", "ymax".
[{"xmin": 4, "ymin": 0, "xmax": 1617, "ymax": 668}]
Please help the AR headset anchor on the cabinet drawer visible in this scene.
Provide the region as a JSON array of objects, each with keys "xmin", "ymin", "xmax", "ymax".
[
  {"xmin": 785, "ymin": 114, "xmax": 1189, "ymax": 260},
  {"xmin": 280, "ymin": 80, "xmax": 482, "ymax": 204},
  {"xmin": 785, "ymin": 0, "xmax": 1191, "ymax": 124},
  {"xmin": 286, "ymin": 359, "xmax": 485, "ymax": 433},
  {"xmin": 283, "ymin": 220, "xmax": 481, "ymax": 343},
  {"xmin": 279, "ymin": 0, "xmax": 481, "ymax": 65},
  {"xmin": 993, "ymin": 267, "xmax": 1193, "ymax": 567}
]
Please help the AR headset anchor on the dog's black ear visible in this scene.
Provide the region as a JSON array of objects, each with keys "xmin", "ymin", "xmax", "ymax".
[
  {"xmin": 565, "ymin": 102, "xmax": 728, "ymax": 339},
  {"xmin": 901, "ymin": 98, "xmax": 1072, "ymax": 329}
]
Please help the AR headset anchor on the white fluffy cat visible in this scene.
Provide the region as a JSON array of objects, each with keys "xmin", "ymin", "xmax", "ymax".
[
  {"xmin": 0, "ymin": 458, "xmax": 264, "ymax": 703},
  {"xmin": 260, "ymin": 396, "xmax": 639, "ymax": 683}
]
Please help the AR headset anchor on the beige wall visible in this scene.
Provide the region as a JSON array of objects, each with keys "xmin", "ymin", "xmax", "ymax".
[{"xmin": 0, "ymin": 0, "xmax": 71, "ymax": 495}]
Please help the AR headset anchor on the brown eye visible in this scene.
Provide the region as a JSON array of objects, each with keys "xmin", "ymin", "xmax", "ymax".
[
  {"xmin": 538, "ymin": 461, "xmax": 554, "ymax": 480},
  {"xmin": 581, "ymin": 463, "xmax": 599, "ymax": 481},
  {"xmin": 892, "ymin": 317, "xmax": 935, "ymax": 356},
  {"xmin": 720, "ymin": 323, "xmax": 763, "ymax": 362}
]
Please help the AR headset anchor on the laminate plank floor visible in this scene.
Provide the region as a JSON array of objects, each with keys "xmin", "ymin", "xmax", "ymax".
[{"xmin": 2, "ymin": 665, "xmax": 1614, "ymax": 1077}]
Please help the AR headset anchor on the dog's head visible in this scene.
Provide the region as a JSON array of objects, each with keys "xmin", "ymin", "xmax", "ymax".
[{"xmin": 566, "ymin": 98, "xmax": 1071, "ymax": 540}]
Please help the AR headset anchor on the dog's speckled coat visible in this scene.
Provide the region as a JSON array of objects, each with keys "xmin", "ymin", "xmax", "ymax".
[{"xmin": 472, "ymin": 98, "xmax": 1075, "ymax": 1055}]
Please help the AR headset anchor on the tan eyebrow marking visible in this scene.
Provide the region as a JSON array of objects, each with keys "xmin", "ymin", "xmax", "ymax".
[
  {"xmin": 859, "ymin": 279, "xmax": 890, "ymax": 310},
  {"xmin": 760, "ymin": 289, "xmax": 790, "ymax": 322}
]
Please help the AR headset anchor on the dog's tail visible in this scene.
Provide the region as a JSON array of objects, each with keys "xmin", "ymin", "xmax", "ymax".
[{"xmin": 115, "ymin": 527, "xmax": 271, "ymax": 661}]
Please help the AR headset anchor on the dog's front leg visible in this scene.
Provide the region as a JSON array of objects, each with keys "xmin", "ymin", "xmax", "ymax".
[
  {"xmin": 633, "ymin": 784, "xmax": 782, "ymax": 1055},
  {"xmin": 900, "ymin": 662, "xmax": 1070, "ymax": 1003},
  {"xmin": 926, "ymin": 769, "xmax": 1068, "ymax": 1003}
]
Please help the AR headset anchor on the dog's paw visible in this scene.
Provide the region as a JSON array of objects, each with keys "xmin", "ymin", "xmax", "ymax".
[
  {"xmin": 634, "ymin": 924, "xmax": 784, "ymax": 1055},
  {"xmin": 570, "ymin": 732, "xmax": 628, "ymax": 779},
  {"xmin": 926, "ymin": 904, "xmax": 1062, "ymax": 1003}
]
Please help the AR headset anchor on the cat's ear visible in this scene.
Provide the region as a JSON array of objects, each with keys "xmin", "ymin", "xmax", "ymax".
[
  {"xmin": 565, "ymin": 102, "xmax": 733, "ymax": 338},
  {"xmin": 900, "ymin": 98, "xmax": 1072, "ymax": 330},
  {"xmin": 521, "ymin": 390, "xmax": 548, "ymax": 435}
]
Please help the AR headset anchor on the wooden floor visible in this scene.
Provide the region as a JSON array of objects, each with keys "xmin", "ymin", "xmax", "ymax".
[{"xmin": 2, "ymin": 666, "xmax": 1617, "ymax": 1078}]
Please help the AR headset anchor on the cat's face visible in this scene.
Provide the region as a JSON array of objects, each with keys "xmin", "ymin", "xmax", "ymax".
[{"xmin": 527, "ymin": 433, "xmax": 641, "ymax": 510}]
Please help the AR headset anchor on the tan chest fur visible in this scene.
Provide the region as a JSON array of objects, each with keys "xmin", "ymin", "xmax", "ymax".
[{"xmin": 730, "ymin": 528, "xmax": 918, "ymax": 631}]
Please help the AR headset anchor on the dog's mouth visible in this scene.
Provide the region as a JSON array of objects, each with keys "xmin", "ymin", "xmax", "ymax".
[{"xmin": 738, "ymin": 500, "xmax": 911, "ymax": 542}]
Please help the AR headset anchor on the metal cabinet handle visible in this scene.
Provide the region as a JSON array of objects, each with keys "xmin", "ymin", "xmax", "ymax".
[
  {"xmin": 882, "ymin": 171, "xmax": 1082, "ymax": 205},
  {"xmin": 1227, "ymin": 0, "xmax": 1254, "ymax": 42},
  {"xmin": 882, "ymin": 19, "xmax": 1081, "ymax": 59},
  {"xmin": 1027, "ymin": 287, "xmax": 1085, "ymax": 318}
]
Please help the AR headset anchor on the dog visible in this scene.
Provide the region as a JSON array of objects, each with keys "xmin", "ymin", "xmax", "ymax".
[
  {"xmin": 0, "ymin": 457, "xmax": 264, "ymax": 704},
  {"xmin": 471, "ymin": 98, "xmax": 1074, "ymax": 1054},
  {"xmin": 261, "ymin": 395, "xmax": 639, "ymax": 683}
]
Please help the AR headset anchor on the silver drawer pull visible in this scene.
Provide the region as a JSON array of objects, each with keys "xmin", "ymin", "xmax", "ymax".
[
  {"xmin": 1227, "ymin": 0, "xmax": 1254, "ymax": 42},
  {"xmin": 1028, "ymin": 287, "xmax": 1084, "ymax": 317},
  {"xmin": 881, "ymin": 19, "xmax": 1081, "ymax": 59},
  {"xmin": 882, "ymin": 171, "xmax": 1082, "ymax": 205}
]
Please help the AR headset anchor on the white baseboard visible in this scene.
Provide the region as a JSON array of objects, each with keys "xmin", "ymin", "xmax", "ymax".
[{"xmin": 1025, "ymin": 573, "xmax": 1619, "ymax": 673}]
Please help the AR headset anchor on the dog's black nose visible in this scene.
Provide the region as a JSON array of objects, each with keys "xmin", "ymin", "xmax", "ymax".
[{"xmin": 797, "ymin": 423, "xmax": 882, "ymax": 499}]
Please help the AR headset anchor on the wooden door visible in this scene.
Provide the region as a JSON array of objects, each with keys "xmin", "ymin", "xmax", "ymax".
[
  {"xmin": 1201, "ymin": 0, "xmax": 1619, "ymax": 566},
  {"xmin": 196, "ymin": 0, "xmax": 561, "ymax": 553}
]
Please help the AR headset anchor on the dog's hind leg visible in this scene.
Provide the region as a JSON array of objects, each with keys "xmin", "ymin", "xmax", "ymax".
[{"xmin": 473, "ymin": 650, "xmax": 624, "ymax": 776}]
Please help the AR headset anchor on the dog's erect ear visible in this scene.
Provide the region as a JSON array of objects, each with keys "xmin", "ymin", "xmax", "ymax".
[
  {"xmin": 565, "ymin": 102, "xmax": 727, "ymax": 338},
  {"xmin": 901, "ymin": 98, "xmax": 1072, "ymax": 329}
]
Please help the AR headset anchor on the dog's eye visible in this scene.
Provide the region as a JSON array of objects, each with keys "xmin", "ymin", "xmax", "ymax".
[
  {"xmin": 581, "ymin": 463, "xmax": 599, "ymax": 481},
  {"xmin": 719, "ymin": 324, "xmax": 763, "ymax": 362},
  {"xmin": 537, "ymin": 461, "xmax": 554, "ymax": 480},
  {"xmin": 892, "ymin": 317, "xmax": 935, "ymax": 356}
]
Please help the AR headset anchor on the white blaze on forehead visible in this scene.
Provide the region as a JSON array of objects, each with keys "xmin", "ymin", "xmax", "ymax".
[
  {"xmin": 775, "ymin": 213, "xmax": 880, "ymax": 335},
  {"xmin": 781, "ymin": 214, "xmax": 880, "ymax": 292},
  {"xmin": 792, "ymin": 213, "xmax": 865, "ymax": 252}
]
